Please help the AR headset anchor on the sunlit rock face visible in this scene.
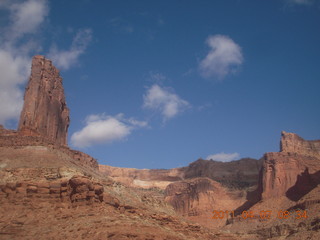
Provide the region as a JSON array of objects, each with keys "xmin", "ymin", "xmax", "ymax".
[
  {"xmin": 18, "ymin": 55, "xmax": 70, "ymax": 146},
  {"xmin": 280, "ymin": 131, "xmax": 320, "ymax": 159}
]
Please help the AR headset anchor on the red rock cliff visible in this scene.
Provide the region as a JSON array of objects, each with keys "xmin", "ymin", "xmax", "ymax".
[
  {"xmin": 18, "ymin": 55, "xmax": 70, "ymax": 146},
  {"xmin": 260, "ymin": 132, "xmax": 320, "ymax": 201}
]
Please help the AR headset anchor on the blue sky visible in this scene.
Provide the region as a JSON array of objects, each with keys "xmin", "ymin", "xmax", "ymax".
[{"xmin": 0, "ymin": 0, "xmax": 319, "ymax": 169}]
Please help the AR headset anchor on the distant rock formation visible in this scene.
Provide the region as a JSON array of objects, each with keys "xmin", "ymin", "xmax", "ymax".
[
  {"xmin": 99, "ymin": 158, "xmax": 261, "ymax": 190},
  {"xmin": 99, "ymin": 165, "xmax": 185, "ymax": 189},
  {"xmin": 260, "ymin": 132, "xmax": 320, "ymax": 201},
  {"xmin": 18, "ymin": 55, "xmax": 70, "ymax": 146},
  {"xmin": 183, "ymin": 158, "xmax": 262, "ymax": 189}
]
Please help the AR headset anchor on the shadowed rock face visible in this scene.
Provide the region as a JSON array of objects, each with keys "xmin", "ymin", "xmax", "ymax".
[
  {"xmin": 18, "ymin": 55, "xmax": 69, "ymax": 146},
  {"xmin": 184, "ymin": 158, "xmax": 262, "ymax": 189}
]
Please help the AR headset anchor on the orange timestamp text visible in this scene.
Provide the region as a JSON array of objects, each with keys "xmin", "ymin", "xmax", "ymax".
[{"xmin": 212, "ymin": 210, "xmax": 308, "ymax": 220}]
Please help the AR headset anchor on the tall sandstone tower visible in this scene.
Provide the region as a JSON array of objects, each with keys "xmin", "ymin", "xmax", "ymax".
[{"xmin": 18, "ymin": 55, "xmax": 70, "ymax": 146}]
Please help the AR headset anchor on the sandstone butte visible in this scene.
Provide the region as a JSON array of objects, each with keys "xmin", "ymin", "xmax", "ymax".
[{"xmin": 0, "ymin": 55, "xmax": 319, "ymax": 240}]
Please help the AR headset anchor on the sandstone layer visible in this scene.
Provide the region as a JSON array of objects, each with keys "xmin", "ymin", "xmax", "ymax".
[
  {"xmin": 0, "ymin": 128, "xmax": 98, "ymax": 170},
  {"xmin": 99, "ymin": 165, "xmax": 185, "ymax": 189},
  {"xmin": 18, "ymin": 55, "xmax": 69, "ymax": 146}
]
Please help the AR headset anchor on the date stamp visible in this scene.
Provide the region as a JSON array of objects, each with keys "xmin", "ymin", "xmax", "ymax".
[{"xmin": 212, "ymin": 210, "xmax": 308, "ymax": 220}]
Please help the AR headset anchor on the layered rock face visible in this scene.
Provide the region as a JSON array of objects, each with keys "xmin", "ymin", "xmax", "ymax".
[
  {"xmin": 99, "ymin": 165, "xmax": 185, "ymax": 189},
  {"xmin": 260, "ymin": 132, "xmax": 320, "ymax": 200},
  {"xmin": 165, "ymin": 177, "xmax": 247, "ymax": 228},
  {"xmin": 18, "ymin": 55, "xmax": 70, "ymax": 146}
]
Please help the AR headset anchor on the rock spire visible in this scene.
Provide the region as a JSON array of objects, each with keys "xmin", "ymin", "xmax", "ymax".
[{"xmin": 18, "ymin": 55, "xmax": 70, "ymax": 145}]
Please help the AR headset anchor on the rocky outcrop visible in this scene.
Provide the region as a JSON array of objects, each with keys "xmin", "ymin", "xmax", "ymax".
[
  {"xmin": 18, "ymin": 55, "xmax": 69, "ymax": 146},
  {"xmin": 0, "ymin": 176, "xmax": 104, "ymax": 205},
  {"xmin": 0, "ymin": 134, "xmax": 99, "ymax": 170},
  {"xmin": 280, "ymin": 131, "xmax": 320, "ymax": 159},
  {"xmin": 260, "ymin": 132, "xmax": 320, "ymax": 201}
]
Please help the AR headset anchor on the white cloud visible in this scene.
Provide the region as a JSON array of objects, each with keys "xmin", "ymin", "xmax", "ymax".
[
  {"xmin": 71, "ymin": 114, "xmax": 147, "ymax": 148},
  {"xmin": 143, "ymin": 84, "xmax": 190, "ymax": 121},
  {"xmin": 199, "ymin": 35, "xmax": 243, "ymax": 79},
  {"xmin": 206, "ymin": 152, "xmax": 240, "ymax": 162},
  {"xmin": 0, "ymin": 50, "xmax": 30, "ymax": 124},
  {"xmin": 0, "ymin": 0, "xmax": 48, "ymax": 126},
  {"xmin": 8, "ymin": 0, "xmax": 48, "ymax": 40},
  {"xmin": 48, "ymin": 28, "xmax": 92, "ymax": 70}
]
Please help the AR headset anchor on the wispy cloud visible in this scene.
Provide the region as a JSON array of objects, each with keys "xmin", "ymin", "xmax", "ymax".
[
  {"xmin": 109, "ymin": 17, "xmax": 134, "ymax": 34},
  {"xmin": 71, "ymin": 113, "xmax": 147, "ymax": 148},
  {"xmin": 48, "ymin": 28, "xmax": 92, "ymax": 70},
  {"xmin": 199, "ymin": 35, "xmax": 243, "ymax": 80},
  {"xmin": 148, "ymin": 71, "xmax": 167, "ymax": 83},
  {"xmin": 143, "ymin": 84, "xmax": 190, "ymax": 121},
  {"xmin": 0, "ymin": 0, "xmax": 48, "ymax": 126},
  {"xmin": 206, "ymin": 152, "xmax": 240, "ymax": 162},
  {"xmin": 287, "ymin": 0, "xmax": 314, "ymax": 5}
]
